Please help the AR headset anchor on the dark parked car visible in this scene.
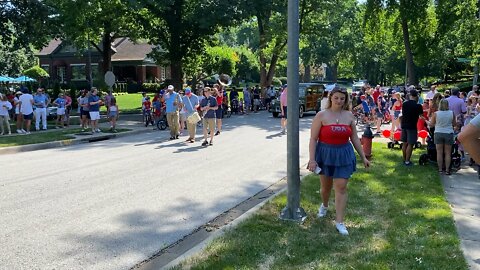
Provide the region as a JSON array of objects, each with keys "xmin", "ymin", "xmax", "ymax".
[
  {"xmin": 269, "ymin": 83, "xmax": 325, "ymax": 118},
  {"xmin": 46, "ymin": 106, "xmax": 57, "ymax": 120}
]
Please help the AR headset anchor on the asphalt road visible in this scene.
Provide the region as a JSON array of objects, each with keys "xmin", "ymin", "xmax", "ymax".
[{"xmin": 1, "ymin": 111, "xmax": 316, "ymax": 270}]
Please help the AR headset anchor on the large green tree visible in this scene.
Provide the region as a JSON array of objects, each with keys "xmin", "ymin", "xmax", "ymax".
[
  {"xmin": 48, "ymin": 0, "xmax": 139, "ymax": 77},
  {"xmin": 300, "ymin": 0, "xmax": 360, "ymax": 82},
  {"xmin": 0, "ymin": 0, "xmax": 55, "ymax": 50},
  {"xmin": 366, "ymin": 0, "xmax": 432, "ymax": 85},
  {"xmin": 130, "ymin": 0, "xmax": 245, "ymax": 90}
]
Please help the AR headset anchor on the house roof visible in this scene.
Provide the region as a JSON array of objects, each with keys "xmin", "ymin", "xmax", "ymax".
[
  {"xmin": 37, "ymin": 38, "xmax": 155, "ymax": 62},
  {"xmin": 111, "ymin": 38, "xmax": 153, "ymax": 61},
  {"xmin": 37, "ymin": 39, "xmax": 63, "ymax": 56}
]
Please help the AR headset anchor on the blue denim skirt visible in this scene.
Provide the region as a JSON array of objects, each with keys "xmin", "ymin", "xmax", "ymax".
[{"xmin": 315, "ymin": 142, "xmax": 356, "ymax": 179}]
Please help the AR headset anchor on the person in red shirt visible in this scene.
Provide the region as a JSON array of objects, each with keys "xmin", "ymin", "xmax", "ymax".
[
  {"xmin": 372, "ymin": 85, "xmax": 381, "ymax": 104},
  {"xmin": 213, "ymin": 83, "xmax": 224, "ymax": 136},
  {"xmin": 308, "ymin": 87, "xmax": 370, "ymax": 235}
]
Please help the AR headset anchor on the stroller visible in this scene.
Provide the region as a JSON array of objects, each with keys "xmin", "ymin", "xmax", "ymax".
[
  {"xmin": 231, "ymin": 98, "xmax": 239, "ymax": 114},
  {"xmin": 418, "ymin": 129, "xmax": 461, "ymax": 171}
]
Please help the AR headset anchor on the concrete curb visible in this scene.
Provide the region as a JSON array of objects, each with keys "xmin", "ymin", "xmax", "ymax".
[
  {"xmin": 0, "ymin": 128, "xmax": 149, "ymax": 155},
  {"xmin": 135, "ymin": 168, "xmax": 311, "ymax": 270}
]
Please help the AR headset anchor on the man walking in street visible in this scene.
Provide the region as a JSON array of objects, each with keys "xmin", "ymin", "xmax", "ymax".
[
  {"xmin": 200, "ymin": 87, "xmax": 218, "ymax": 146},
  {"xmin": 401, "ymin": 89, "xmax": 424, "ymax": 166},
  {"xmin": 182, "ymin": 87, "xmax": 200, "ymax": 143},
  {"xmin": 165, "ymin": 85, "xmax": 182, "ymax": 140},
  {"xmin": 33, "ymin": 88, "xmax": 48, "ymax": 131}
]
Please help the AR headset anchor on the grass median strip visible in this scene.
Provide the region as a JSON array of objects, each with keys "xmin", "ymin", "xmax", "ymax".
[
  {"xmin": 174, "ymin": 143, "xmax": 467, "ymax": 269},
  {"xmin": 0, "ymin": 128, "xmax": 130, "ymax": 147}
]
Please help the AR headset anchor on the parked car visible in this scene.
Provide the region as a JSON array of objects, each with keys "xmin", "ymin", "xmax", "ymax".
[
  {"xmin": 46, "ymin": 106, "xmax": 57, "ymax": 120},
  {"xmin": 352, "ymin": 80, "xmax": 368, "ymax": 93},
  {"xmin": 269, "ymin": 83, "xmax": 326, "ymax": 118}
]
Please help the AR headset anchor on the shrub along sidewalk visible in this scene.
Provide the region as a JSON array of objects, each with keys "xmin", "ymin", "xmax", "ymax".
[{"xmin": 174, "ymin": 143, "xmax": 467, "ymax": 269}]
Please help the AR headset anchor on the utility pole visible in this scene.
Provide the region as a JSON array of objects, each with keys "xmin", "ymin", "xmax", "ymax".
[{"xmin": 279, "ymin": 0, "xmax": 306, "ymax": 223}]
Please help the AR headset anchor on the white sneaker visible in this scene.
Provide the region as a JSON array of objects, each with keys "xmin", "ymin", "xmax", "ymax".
[
  {"xmin": 317, "ymin": 203, "xmax": 328, "ymax": 218},
  {"xmin": 21, "ymin": 129, "xmax": 26, "ymax": 133},
  {"xmin": 335, "ymin": 222, "xmax": 349, "ymax": 235},
  {"xmin": 16, "ymin": 129, "xmax": 22, "ymax": 134}
]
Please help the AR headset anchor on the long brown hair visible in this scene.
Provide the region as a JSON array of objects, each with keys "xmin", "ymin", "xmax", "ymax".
[{"xmin": 327, "ymin": 87, "xmax": 350, "ymax": 111}]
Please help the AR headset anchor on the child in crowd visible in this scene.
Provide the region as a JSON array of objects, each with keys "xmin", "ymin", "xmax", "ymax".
[
  {"xmin": 143, "ymin": 96, "xmax": 153, "ymax": 125},
  {"xmin": 360, "ymin": 95, "xmax": 371, "ymax": 123},
  {"xmin": 54, "ymin": 93, "xmax": 66, "ymax": 129},
  {"xmin": 108, "ymin": 97, "xmax": 119, "ymax": 132},
  {"xmin": 238, "ymin": 98, "xmax": 244, "ymax": 114},
  {"xmin": 0, "ymin": 94, "xmax": 13, "ymax": 135}
]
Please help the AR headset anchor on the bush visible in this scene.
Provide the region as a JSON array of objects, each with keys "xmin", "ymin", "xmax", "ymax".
[{"xmin": 142, "ymin": 83, "xmax": 161, "ymax": 93}]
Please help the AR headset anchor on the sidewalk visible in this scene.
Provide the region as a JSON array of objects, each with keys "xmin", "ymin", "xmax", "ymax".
[
  {"xmin": 441, "ymin": 161, "xmax": 480, "ymax": 270},
  {"xmin": 0, "ymin": 114, "xmax": 151, "ymax": 155}
]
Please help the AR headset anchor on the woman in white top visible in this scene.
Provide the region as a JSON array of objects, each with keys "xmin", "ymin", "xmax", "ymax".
[
  {"xmin": 429, "ymin": 99, "xmax": 455, "ymax": 175},
  {"xmin": 0, "ymin": 94, "xmax": 13, "ymax": 135},
  {"xmin": 13, "ymin": 91, "xmax": 23, "ymax": 133}
]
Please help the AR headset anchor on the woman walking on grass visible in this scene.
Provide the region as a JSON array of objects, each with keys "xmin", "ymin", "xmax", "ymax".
[
  {"xmin": 308, "ymin": 87, "xmax": 370, "ymax": 235},
  {"xmin": 428, "ymin": 99, "xmax": 455, "ymax": 175}
]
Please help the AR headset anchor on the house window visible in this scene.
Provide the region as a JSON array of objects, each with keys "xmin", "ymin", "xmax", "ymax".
[
  {"xmin": 91, "ymin": 64, "xmax": 99, "ymax": 81},
  {"xmin": 161, "ymin": 66, "xmax": 166, "ymax": 80},
  {"xmin": 71, "ymin": 64, "xmax": 86, "ymax": 80},
  {"xmin": 57, "ymin": 66, "xmax": 66, "ymax": 83}
]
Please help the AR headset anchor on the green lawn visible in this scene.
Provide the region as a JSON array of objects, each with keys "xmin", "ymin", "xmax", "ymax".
[
  {"xmin": 101, "ymin": 93, "xmax": 143, "ymax": 113},
  {"xmin": 0, "ymin": 128, "xmax": 130, "ymax": 147},
  {"xmin": 175, "ymin": 143, "xmax": 467, "ymax": 269}
]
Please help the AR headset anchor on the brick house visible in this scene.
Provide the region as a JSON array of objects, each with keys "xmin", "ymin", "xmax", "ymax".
[{"xmin": 37, "ymin": 38, "xmax": 170, "ymax": 88}]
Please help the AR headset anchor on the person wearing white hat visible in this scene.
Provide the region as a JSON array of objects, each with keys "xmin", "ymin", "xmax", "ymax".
[{"xmin": 164, "ymin": 85, "xmax": 183, "ymax": 140}]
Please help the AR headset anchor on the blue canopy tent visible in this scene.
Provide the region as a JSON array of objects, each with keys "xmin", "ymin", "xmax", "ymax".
[
  {"xmin": 0, "ymin": 76, "xmax": 14, "ymax": 82},
  {"xmin": 14, "ymin": 76, "xmax": 36, "ymax": 82}
]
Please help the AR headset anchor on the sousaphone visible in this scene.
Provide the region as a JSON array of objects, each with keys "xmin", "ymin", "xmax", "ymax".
[{"xmin": 217, "ymin": 74, "xmax": 232, "ymax": 87}]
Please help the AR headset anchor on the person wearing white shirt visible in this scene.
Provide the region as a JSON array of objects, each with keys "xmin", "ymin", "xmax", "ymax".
[
  {"xmin": 0, "ymin": 94, "xmax": 13, "ymax": 135},
  {"xmin": 18, "ymin": 89, "xmax": 34, "ymax": 134},
  {"xmin": 467, "ymin": 85, "xmax": 479, "ymax": 99},
  {"xmin": 425, "ymin": 85, "xmax": 437, "ymax": 100}
]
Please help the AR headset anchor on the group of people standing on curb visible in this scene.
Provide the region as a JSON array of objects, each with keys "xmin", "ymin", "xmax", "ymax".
[
  {"xmin": 77, "ymin": 88, "xmax": 119, "ymax": 133},
  {"xmin": 151, "ymin": 83, "xmax": 226, "ymax": 146},
  {"xmin": 0, "ymin": 88, "xmax": 73, "ymax": 135}
]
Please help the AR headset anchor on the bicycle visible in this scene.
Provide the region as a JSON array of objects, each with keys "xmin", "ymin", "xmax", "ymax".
[{"xmin": 144, "ymin": 110, "xmax": 154, "ymax": 127}]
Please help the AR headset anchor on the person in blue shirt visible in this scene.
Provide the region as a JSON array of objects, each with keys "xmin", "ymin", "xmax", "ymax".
[
  {"xmin": 53, "ymin": 93, "xmax": 66, "ymax": 129},
  {"xmin": 164, "ymin": 85, "xmax": 183, "ymax": 140},
  {"xmin": 88, "ymin": 88, "xmax": 103, "ymax": 133},
  {"xmin": 360, "ymin": 95, "xmax": 371, "ymax": 123},
  {"xmin": 200, "ymin": 87, "xmax": 218, "ymax": 146},
  {"xmin": 182, "ymin": 88, "xmax": 200, "ymax": 143},
  {"xmin": 33, "ymin": 88, "xmax": 49, "ymax": 130}
]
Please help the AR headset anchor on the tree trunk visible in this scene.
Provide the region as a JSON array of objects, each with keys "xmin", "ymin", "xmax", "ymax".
[
  {"xmin": 304, "ymin": 65, "xmax": 311, "ymax": 83},
  {"xmin": 330, "ymin": 63, "xmax": 338, "ymax": 82},
  {"xmin": 170, "ymin": 60, "xmax": 183, "ymax": 91},
  {"xmin": 101, "ymin": 32, "xmax": 113, "ymax": 77},
  {"xmin": 401, "ymin": 17, "xmax": 417, "ymax": 86}
]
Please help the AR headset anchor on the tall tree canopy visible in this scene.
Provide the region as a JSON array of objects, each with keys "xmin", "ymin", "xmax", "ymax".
[
  {"xmin": 48, "ymin": 0, "xmax": 140, "ymax": 77},
  {"xmin": 130, "ymin": 0, "xmax": 246, "ymax": 90}
]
